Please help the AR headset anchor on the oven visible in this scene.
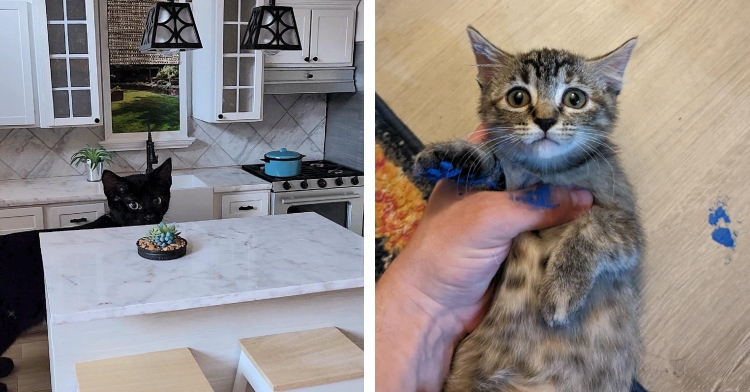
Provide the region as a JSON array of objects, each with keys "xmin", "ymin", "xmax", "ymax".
[
  {"xmin": 242, "ymin": 160, "xmax": 364, "ymax": 236},
  {"xmin": 271, "ymin": 187, "xmax": 363, "ymax": 235}
]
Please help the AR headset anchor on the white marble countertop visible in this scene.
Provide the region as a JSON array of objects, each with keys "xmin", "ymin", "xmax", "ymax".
[
  {"xmin": 39, "ymin": 213, "xmax": 364, "ymax": 325},
  {"xmin": 0, "ymin": 176, "xmax": 106, "ymax": 208},
  {"xmin": 0, "ymin": 166, "xmax": 270, "ymax": 208},
  {"xmin": 174, "ymin": 167, "xmax": 270, "ymax": 193}
]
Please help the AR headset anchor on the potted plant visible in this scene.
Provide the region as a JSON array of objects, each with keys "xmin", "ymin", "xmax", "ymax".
[{"xmin": 70, "ymin": 146, "xmax": 114, "ymax": 182}]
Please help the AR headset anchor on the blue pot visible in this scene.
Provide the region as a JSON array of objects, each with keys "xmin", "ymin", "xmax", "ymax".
[{"xmin": 261, "ymin": 148, "xmax": 305, "ymax": 177}]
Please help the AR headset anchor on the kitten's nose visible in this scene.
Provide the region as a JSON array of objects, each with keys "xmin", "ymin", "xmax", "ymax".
[{"xmin": 534, "ymin": 118, "xmax": 557, "ymax": 132}]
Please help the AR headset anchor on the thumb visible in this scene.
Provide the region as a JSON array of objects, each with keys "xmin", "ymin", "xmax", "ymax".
[{"xmin": 501, "ymin": 186, "xmax": 593, "ymax": 233}]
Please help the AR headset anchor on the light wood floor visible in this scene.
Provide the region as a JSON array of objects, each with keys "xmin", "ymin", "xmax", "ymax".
[
  {"xmin": 1, "ymin": 331, "xmax": 51, "ymax": 392},
  {"xmin": 377, "ymin": 0, "xmax": 750, "ymax": 390}
]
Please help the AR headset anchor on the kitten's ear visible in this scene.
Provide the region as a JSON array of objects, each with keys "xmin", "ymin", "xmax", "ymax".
[
  {"xmin": 467, "ymin": 26, "xmax": 511, "ymax": 88},
  {"xmin": 587, "ymin": 37, "xmax": 637, "ymax": 94},
  {"xmin": 149, "ymin": 157, "xmax": 172, "ymax": 187},
  {"xmin": 101, "ymin": 170, "xmax": 127, "ymax": 200}
]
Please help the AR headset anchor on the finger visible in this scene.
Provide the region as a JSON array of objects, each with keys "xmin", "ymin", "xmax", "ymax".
[
  {"xmin": 489, "ymin": 186, "xmax": 593, "ymax": 234},
  {"xmin": 468, "ymin": 123, "xmax": 489, "ymax": 144},
  {"xmin": 423, "ymin": 179, "xmax": 468, "ymax": 212}
]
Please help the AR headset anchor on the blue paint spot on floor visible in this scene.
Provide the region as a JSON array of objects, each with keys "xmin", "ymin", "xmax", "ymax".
[
  {"xmin": 711, "ymin": 227, "xmax": 735, "ymax": 249},
  {"xmin": 708, "ymin": 199, "xmax": 736, "ymax": 250},
  {"xmin": 708, "ymin": 205, "xmax": 730, "ymax": 225},
  {"xmin": 512, "ymin": 185, "xmax": 558, "ymax": 209}
]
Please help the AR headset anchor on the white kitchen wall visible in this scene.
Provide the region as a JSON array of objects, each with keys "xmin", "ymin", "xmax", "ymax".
[{"xmin": 0, "ymin": 94, "xmax": 326, "ymax": 179}]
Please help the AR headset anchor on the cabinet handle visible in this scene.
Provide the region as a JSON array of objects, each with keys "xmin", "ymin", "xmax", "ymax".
[
  {"xmin": 218, "ymin": 114, "xmax": 224, "ymax": 119},
  {"xmin": 312, "ymin": 57, "xmax": 318, "ymax": 62},
  {"xmin": 306, "ymin": 74, "xmax": 313, "ymax": 79},
  {"xmin": 70, "ymin": 217, "xmax": 88, "ymax": 223},
  {"xmin": 94, "ymin": 118, "xmax": 100, "ymax": 123},
  {"xmin": 304, "ymin": 56, "xmax": 310, "ymax": 62},
  {"xmin": 238, "ymin": 205, "xmax": 255, "ymax": 211}
]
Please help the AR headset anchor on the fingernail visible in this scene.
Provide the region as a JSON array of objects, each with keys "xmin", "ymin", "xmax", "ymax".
[{"xmin": 570, "ymin": 189, "xmax": 593, "ymax": 208}]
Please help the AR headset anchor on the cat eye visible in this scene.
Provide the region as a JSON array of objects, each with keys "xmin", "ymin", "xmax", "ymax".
[
  {"xmin": 506, "ymin": 88, "xmax": 531, "ymax": 108},
  {"xmin": 563, "ymin": 88, "xmax": 587, "ymax": 109},
  {"xmin": 153, "ymin": 197, "xmax": 162, "ymax": 205},
  {"xmin": 127, "ymin": 202, "xmax": 142, "ymax": 210}
]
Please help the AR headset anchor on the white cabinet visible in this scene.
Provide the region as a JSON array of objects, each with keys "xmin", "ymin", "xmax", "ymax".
[
  {"xmin": 0, "ymin": 207, "xmax": 44, "ymax": 234},
  {"xmin": 0, "ymin": 202, "xmax": 105, "ymax": 232},
  {"xmin": 0, "ymin": 2, "xmax": 36, "ymax": 127},
  {"xmin": 309, "ymin": 8, "xmax": 355, "ymax": 65},
  {"xmin": 263, "ymin": 6, "xmax": 310, "ymax": 66},
  {"xmin": 32, "ymin": 0, "xmax": 101, "ymax": 128},
  {"xmin": 265, "ymin": 1, "xmax": 357, "ymax": 68},
  {"xmin": 216, "ymin": 190, "xmax": 270, "ymax": 219},
  {"xmin": 44, "ymin": 202, "xmax": 104, "ymax": 229},
  {"xmin": 191, "ymin": 0, "xmax": 265, "ymax": 123}
]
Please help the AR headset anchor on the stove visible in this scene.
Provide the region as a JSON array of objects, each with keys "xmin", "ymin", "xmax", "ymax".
[
  {"xmin": 242, "ymin": 160, "xmax": 364, "ymax": 235},
  {"xmin": 242, "ymin": 160, "xmax": 364, "ymax": 192}
]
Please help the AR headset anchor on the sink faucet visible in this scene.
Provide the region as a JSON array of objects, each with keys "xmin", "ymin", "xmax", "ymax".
[{"xmin": 146, "ymin": 125, "xmax": 158, "ymax": 174}]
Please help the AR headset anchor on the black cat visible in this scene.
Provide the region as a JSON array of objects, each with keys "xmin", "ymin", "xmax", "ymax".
[{"xmin": 0, "ymin": 158, "xmax": 172, "ymax": 391}]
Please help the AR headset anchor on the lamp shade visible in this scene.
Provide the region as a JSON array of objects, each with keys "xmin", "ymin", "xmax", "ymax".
[
  {"xmin": 140, "ymin": 1, "xmax": 202, "ymax": 52},
  {"xmin": 241, "ymin": 0, "xmax": 302, "ymax": 53}
]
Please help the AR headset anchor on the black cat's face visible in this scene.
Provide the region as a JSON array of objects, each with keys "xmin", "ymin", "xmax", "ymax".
[{"xmin": 101, "ymin": 158, "xmax": 172, "ymax": 226}]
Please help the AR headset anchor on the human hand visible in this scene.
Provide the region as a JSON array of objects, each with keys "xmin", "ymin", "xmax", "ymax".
[{"xmin": 387, "ymin": 179, "xmax": 593, "ymax": 330}]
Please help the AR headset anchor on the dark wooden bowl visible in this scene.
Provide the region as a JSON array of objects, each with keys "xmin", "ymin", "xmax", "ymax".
[{"xmin": 136, "ymin": 237, "xmax": 188, "ymax": 260}]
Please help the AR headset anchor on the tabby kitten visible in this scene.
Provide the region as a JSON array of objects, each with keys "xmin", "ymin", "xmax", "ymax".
[
  {"xmin": 0, "ymin": 159, "xmax": 172, "ymax": 391},
  {"xmin": 414, "ymin": 28, "xmax": 644, "ymax": 392}
]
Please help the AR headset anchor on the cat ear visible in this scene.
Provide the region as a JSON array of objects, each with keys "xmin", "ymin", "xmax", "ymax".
[
  {"xmin": 101, "ymin": 170, "xmax": 127, "ymax": 201},
  {"xmin": 467, "ymin": 26, "xmax": 511, "ymax": 88},
  {"xmin": 587, "ymin": 37, "xmax": 637, "ymax": 94},
  {"xmin": 149, "ymin": 157, "xmax": 172, "ymax": 187}
]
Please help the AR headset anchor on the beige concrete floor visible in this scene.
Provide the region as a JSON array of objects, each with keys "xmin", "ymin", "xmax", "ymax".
[{"xmin": 377, "ymin": 0, "xmax": 750, "ymax": 390}]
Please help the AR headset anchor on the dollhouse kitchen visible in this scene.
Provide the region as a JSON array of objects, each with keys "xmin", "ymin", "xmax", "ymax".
[{"xmin": 0, "ymin": 0, "xmax": 364, "ymax": 390}]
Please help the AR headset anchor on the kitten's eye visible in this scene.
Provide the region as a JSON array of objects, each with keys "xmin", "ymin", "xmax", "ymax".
[
  {"xmin": 127, "ymin": 202, "xmax": 141, "ymax": 210},
  {"xmin": 153, "ymin": 197, "xmax": 162, "ymax": 205},
  {"xmin": 563, "ymin": 88, "xmax": 587, "ymax": 109},
  {"xmin": 506, "ymin": 88, "xmax": 531, "ymax": 108}
]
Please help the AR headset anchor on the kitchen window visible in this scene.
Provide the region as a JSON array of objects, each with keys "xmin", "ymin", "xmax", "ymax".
[{"xmin": 96, "ymin": 0, "xmax": 194, "ymax": 151}]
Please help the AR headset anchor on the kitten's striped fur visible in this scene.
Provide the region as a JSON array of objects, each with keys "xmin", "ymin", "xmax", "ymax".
[{"xmin": 414, "ymin": 28, "xmax": 643, "ymax": 391}]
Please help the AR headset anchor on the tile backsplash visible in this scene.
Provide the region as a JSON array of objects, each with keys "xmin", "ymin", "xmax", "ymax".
[{"xmin": 0, "ymin": 94, "xmax": 326, "ymax": 180}]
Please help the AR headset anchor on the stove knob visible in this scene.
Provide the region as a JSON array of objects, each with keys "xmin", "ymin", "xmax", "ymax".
[
  {"xmin": 351, "ymin": 176, "xmax": 359, "ymax": 185},
  {"xmin": 335, "ymin": 177, "xmax": 344, "ymax": 186},
  {"xmin": 300, "ymin": 180, "xmax": 309, "ymax": 189},
  {"xmin": 282, "ymin": 181, "xmax": 291, "ymax": 190},
  {"xmin": 317, "ymin": 179, "xmax": 327, "ymax": 188}
]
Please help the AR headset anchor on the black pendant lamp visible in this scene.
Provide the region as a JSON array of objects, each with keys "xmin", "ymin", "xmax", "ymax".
[
  {"xmin": 140, "ymin": 0, "xmax": 202, "ymax": 52},
  {"xmin": 240, "ymin": 0, "xmax": 302, "ymax": 55}
]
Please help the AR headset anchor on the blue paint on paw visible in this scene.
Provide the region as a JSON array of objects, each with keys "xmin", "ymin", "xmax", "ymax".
[
  {"xmin": 708, "ymin": 199, "xmax": 736, "ymax": 250},
  {"xmin": 511, "ymin": 185, "xmax": 558, "ymax": 209},
  {"xmin": 711, "ymin": 227, "xmax": 735, "ymax": 249},
  {"xmin": 420, "ymin": 161, "xmax": 461, "ymax": 182},
  {"xmin": 419, "ymin": 160, "xmax": 501, "ymax": 189}
]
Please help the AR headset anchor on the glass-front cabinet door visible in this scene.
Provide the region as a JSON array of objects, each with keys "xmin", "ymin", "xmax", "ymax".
[
  {"xmin": 192, "ymin": 0, "xmax": 264, "ymax": 123},
  {"xmin": 34, "ymin": 0, "xmax": 101, "ymax": 127}
]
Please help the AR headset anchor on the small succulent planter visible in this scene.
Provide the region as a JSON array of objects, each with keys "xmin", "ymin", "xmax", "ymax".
[
  {"xmin": 137, "ymin": 222, "xmax": 188, "ymax": 260},
  {"xmin": 70, "ymin": 146, "xmax": 113, "ymax": 182}
]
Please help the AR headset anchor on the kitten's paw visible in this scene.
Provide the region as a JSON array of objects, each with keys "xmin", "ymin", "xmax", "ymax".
[
  {"xmin": 413, "ymin": 141, "xmax": 500, "ymax": 189},
  {"xmin": 539, "ymin": 273, "xmax": 588, "ymax": 327},
  {"xmin": 0, "ymin": 357, "xmax": 13, "ymax": 379}
]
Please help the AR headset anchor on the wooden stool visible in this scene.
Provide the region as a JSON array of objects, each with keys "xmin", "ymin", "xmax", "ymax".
[
  {"xmin": 75, "ymin": 347, "xmax": 213, "ymax": 392},
  {"xmin": 232, "ymin": 327, "xmax": 364, "ymax": 392}
]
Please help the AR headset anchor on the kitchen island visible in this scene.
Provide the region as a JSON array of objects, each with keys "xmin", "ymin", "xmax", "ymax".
[{"xmin": 39, "ymin": 212, "xmax": 363, "ymax": 391}]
